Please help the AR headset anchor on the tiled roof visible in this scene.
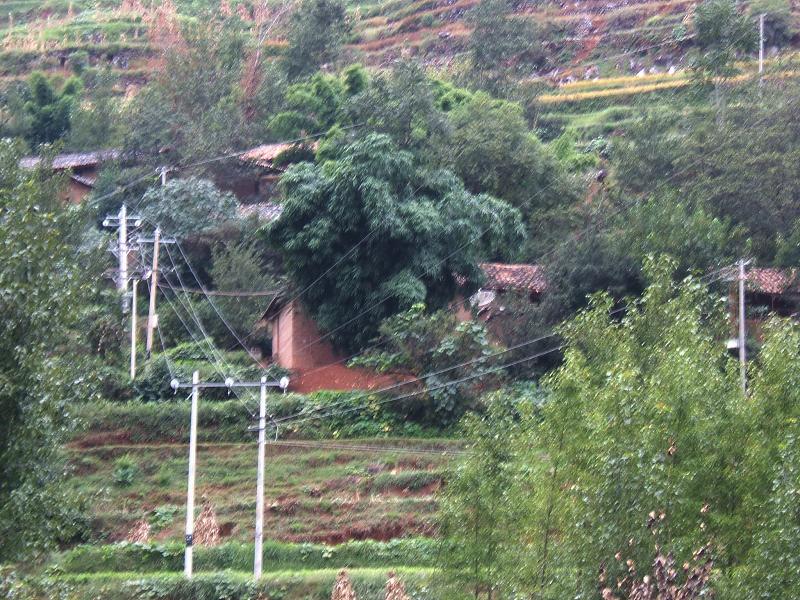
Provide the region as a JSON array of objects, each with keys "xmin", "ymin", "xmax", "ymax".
[
  {"xmin": 746, "ymin": 268, "xmax": 800, "ymax": 294},
  {"xmin": 70, "ymin": 173, "xmax": 97, "ymax": 188},
  {"xmin": 237, "ymin": 201, "xmax": 284, "ymax": 222},
  {"xmin": 20, "ymin": 149, "xmax": 120, "ymax": 170},
  {"xmin": 479, "ymin": 263, "xmax": 547, "ymax": 293},
  {"xmin": 239, "ymin": 142, "xmax": 318, "ymax": 168}
]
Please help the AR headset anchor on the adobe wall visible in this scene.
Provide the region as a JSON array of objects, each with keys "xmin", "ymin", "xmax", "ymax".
[{"xmin": 271, "ymin": 300, "xmax": 340, "ymax": 371}]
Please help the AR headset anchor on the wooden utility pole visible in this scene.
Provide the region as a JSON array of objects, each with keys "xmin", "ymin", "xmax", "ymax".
[{"xmin": 145, "ymin": 226, "xmax": 161, "ymax": 358}]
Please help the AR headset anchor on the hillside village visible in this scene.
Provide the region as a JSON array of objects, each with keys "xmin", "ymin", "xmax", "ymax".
[{"xmin": 2, "ymin": 0, "xmax": 800, "ymax": 598}]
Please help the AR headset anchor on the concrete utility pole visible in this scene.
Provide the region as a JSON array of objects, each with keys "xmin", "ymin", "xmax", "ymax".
[
  {"xmin": 254, "ymin": 377, "xmax": 267, "ymax": 579},
  {"xmin": 738, "ymin": 259, "xmax": 747, "ymax": 395},
  {"xmin": 102, "ymin": 204, "xmax": 141, "ymax": 313},
  {"xmin": 169, "ymin": 375, "xmax": 290, "ymax": 579},
  {"xmin": 130, "ymin": 279, "xmax": 138, "ymax": 380},
  {"xmin": 184, "ymin": 370, "xmax": 200, "ymax": 578},
  {"xmin": 145, "ymin": 227, "xmax": 161, "ymax": 358},
  {"xmin": 759, "ymin": 13, "xmax": 765, "ymax": 83}
]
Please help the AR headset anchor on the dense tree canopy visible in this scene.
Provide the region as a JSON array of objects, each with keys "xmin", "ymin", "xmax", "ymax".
[
  {"xmin": 138, "ymin": 177, "xmax": 238, "ymax": 239},
  {"xmin": 267, "ymin": 133, "xmax": 524, "ymax": 351},
  {"xmin": 0, "ymin": 141, "xmax": 93, "ymax": 559},
  {"xmin": 24, "ymin": 72, "xmax": 81, "ymax": 147},
  {"xmin": 283, "ymin": 0, "xmax": 350, "ymax": 80}
]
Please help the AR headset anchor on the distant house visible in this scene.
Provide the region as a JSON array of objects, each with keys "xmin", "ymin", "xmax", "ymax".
[
  {"xmin": 19, "ymin": 149, "xmax": 120, "ymax": 203},
  {"xmin": 237, "ymin": 201, "xmax": 284, "ymax": 223},
  {"xmin": 231, "ymin": 141, "xmax": 316, "ymax": 202},
  {"xmin": 455, "ymin": 262, "xmax": 547, "ymax": 322},
  {"xmin": 728, "ymin": 267, "xmax": 800, "ymax": 349},
  {"xmin": 262, "ymin": 262, "xmax": 545, "ymax": 392},
  {"xmin": 261, "ymin": 294, "xmax": 403, "ymax": 393}
]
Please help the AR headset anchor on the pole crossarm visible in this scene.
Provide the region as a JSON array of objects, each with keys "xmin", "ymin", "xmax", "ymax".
[{"xmin": 170, "ymin": 379, "xmax": 287, "ymax": 390}]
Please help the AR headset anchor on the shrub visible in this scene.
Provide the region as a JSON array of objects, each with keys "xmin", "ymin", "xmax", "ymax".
[
  {"xmin": 112, "ymin": 455, "xmax": 137, "ymax": 486},
  {"xmin": 53, "ymin": 539, "xmax": 439, "ymax": 574}
]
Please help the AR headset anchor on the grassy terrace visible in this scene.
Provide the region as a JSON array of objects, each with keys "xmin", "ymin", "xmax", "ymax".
[{"xmin": 66, "ymin": 436, "xmax": 456, "ymax": 544}]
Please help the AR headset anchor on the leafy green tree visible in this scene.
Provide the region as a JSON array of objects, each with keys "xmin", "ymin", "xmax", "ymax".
[
  {"xmin": 438, "ymin": 389, "xmax": 561, "ymax": 599},
  {"xmin": 611, "ymin": 81, "xmax": 800, "ymax": 261},
  {"xmin": 200, "ymin": 238, "xmax": 276, "ymax": 352},
  {"xmin": 122, "ymin": 21, "xmax": 251, "ymax": 171},
  {"xmin": 267, "ymin": 133, "xmax": 524, "ymax": 351},
  {"xmin": 268, "ymin": 72, "xmax": 344, "ymax": 138},
  {"xmin": 283, "ymin": 0, "xmax": 350, "ymax": 80},
  {"xmin": 468, "ymin": 0, "xmax": 547, "ymax": 95},
  {"xmin": 138, "ymin": 177, "xmax": 238, "ymax": 239},
  {"xmin": 692, "ymin": 0, "xmax": 757, "ymax": 113},
  {"xmin": 620, "ymin": 195, "xmax": 743, "ymax": 275},
  {"xmin": 345, "ymin": 60, "xmax": 448, "ymax": 156},
  {"xmin": 541, "ymin": 260, "xmax": 744, "ymax": 596},
  {"xmin": 352, "ymin": 303, "xmax": 503, "ymax": 425},
  {"xmin": 693, "ymin": 0, "xmax": 757, "ymax": 77},
  {"xmin": 436, "ymin": 92, "xmax": 576, "ymax": 251},
  {"xmin": 0, "ymin": 140, "xmax": 93, "ymax": 560},
  {"xmin": 24, "ymin": 71, "xmax": 82, "ymax": 147},
  {"xmin": 65, "ymin": 69, "xmax": 120, "ymax": 151},
  {"xmin": 438, "ymin": 400, "xmax": 525, "ymax": 599},
  {"xmin": 748, "ymin": 0, "xmax": 794, "ymax": 47}
]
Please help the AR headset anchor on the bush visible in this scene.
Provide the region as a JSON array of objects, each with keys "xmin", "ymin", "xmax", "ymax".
[
  {"xmin": 112, "ymin": 455, "xmax": 137, "ymax": 486},
  {"xmin": 71, "ymin": 393, "xmax": 444, "ymax": 444},
  {"xmin": 53, "ymin": 539, "xmax": 439, "ymax": 574},
  {"xmin": 18, "ymin": 569, "xmax": 435, "ymax": 600}
]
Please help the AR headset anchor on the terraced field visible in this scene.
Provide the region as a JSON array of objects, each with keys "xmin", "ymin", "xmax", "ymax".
[
  {"xmin": 66, "ymin": 436, "xmax": 460, "ymax": 545},
  {"xmin": 3, "ymin": 0, "xmax": 795, "ymax": 78}
]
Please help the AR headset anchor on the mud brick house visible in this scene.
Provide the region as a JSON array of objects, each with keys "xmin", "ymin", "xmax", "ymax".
[
  {"xmin": 19, "ymin": 149, "xmax": 120, "ymax": 203},
  {"xmin": 454, "ymin": 262, "xmax": 547, "ymax": 323},
  {"xmin": 728, "ymin": 267, "xmax": 800, "ymax": 347},
  {"xmin": 262, "ymin": 263, "xmax": 546, "ymax": 392},
  {"xmin": 231, "ymin": 141, "xmax": 317, "ymax": 201}
]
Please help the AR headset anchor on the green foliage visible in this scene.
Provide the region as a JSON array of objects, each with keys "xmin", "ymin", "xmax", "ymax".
[
  {"xmin": 112, "ymin": 455, "xmax": 137, "ymax": 486},
  {"xmin": 72, "ymin": 391, "xmax": 442, "ymax": 443},
  {"xmin": 54, "ymin": 538, "xmax": 438, "ymax": 574},
  {"xmin": 8, "ymin": 568, "xmax": 435, "ymax": 600},
  {"xmin": 0, "ymin": 140, "xmax": 95, "ymax": 560},
  {"xmin": 439, "ymin": 91, "xmax": 576, "ymax": 246},
  {"xmin": 345, "ymin": 60, "xmax": 448, "ymax": 155},
  {"xmin": 138, "ymin": 177, "xmax": 238, "ymax": 239},
  {"xmin": 549, "ymin": 128, "xmax": 598, "ymax": 173},
  {"xmin": 268, "ymin": 72, "xmax": 344, "ymax": 138},
  {"xmin": 611, "ymin": 81, "xmax": 800, "ymax": 261},
  {"xmin": 342, "ymin": 63, "xmax": 369, "ymax": 96},
  {"xmin": 438, "ymin": 395, "xmax": 546, "ymax": 599},
  {"xmin": 148, "ymin": 505, "xmax": 179, "ymax": 531},
  {"xmin": 283, "ymin": 0, "xmax": 350, "ymax": 80},
  {"xmin": 23, "ymin": 71, "xmax": 81, "ymax": 146},
  {"xmin": 201, "ymin": 238, "xmax": 276, "ymax": 351},
  {"xmin": 748, "ymin": 0, "xmax": 794, "ymax": 47},
  {"xmin": 692, "ymin": 0, "xmax": 757, "ymax": 79},
  {"xmin": 65, "ymin": 69, "xmax": 120, "ymax": 151},
  {"xmin": 620, "ymin": 195, "xmax": 743, "ymax": 275},
  {"xmin": 132, "ymin": 339, "xmax": 281, "ymax": 402},
  {"xmin": 267, "ymin": 133, "xmax": 525, "ymax": 352},
  {"xmin": 121, "ymin": 21, "xmax": 252, "ymax": 170},
  {"xmin": 467, "ymin": 0, "xmax": 547, "ymax": 95},
  {"xmin": 440, "ymin": 260, "xmax": 800, "ymax": 597},
  {"xmin": 353, "ymin": 304, "xmax": 503, "ymax": 425}
]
